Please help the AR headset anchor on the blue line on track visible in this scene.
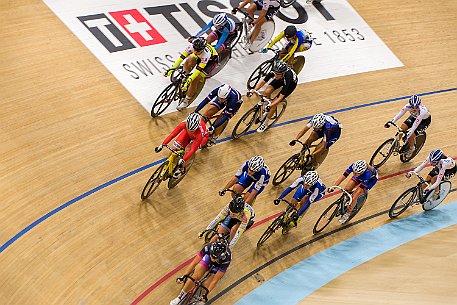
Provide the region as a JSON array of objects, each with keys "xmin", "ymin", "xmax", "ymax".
[
  {"xmin": 234, "ymin": 200, "xmax": 457, "ymax": 305},
  {"xmin": 1, "ymin": 87, "xmax": 456, "ymax": 253}
]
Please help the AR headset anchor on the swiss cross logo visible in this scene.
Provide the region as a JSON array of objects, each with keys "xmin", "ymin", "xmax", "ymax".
[{"xmin": 109, "ymin": 9, "xmax": 166, "ymax": 47}]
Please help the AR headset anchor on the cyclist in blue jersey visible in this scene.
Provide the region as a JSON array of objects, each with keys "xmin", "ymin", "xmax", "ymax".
[
  {"xmin": 192, "ymin": 84, "xmax": 243, "ymax": 145},
  {"xmin": 219, "ymin": 155, "xmax": 270, "ymax": 205},
  {"xmin": 328, "ymin": 160, "xmax": 378, "ymax": 224},
  {"xmin": 274, "ymin": 171, "xmax": 326, "ymax": 228},
  {"xmin": 290, "ymin": 113, "xmax": 342, "ymax": 169},
  {"xmin": 191, "ymin": 13, "xmax": 238, "ymax": 53},
  {"xmin": 260, "ymin": 25, "xmax": 313, "ymax": 65}
]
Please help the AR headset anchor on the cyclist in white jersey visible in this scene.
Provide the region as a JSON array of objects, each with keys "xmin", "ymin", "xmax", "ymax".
[
  {"xmin": 406, "ymin": 149, "xmax": 456, "ymax": 194},
  {"xmin": 385, "ymin": 94, "xmax": 431, "ymax": 155}
]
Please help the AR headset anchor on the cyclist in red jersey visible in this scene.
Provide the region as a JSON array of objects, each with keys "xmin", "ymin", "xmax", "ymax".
[{"xmin": 155, "ymin": 112, "xmax": 209, "ymax": 178}]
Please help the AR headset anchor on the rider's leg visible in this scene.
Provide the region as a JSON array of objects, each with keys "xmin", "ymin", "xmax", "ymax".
[
  {"xmin": 170, "ymin": 261, "xmax": 208, "ymax": 304},
  {"xmin": 246, "ymin": 3, "xmax": 256, "ymax": 19},
  {"xmin": 342, "ymin": 179, "xmax": 358, "ymax": 213},
  {"xmin": 210, "ymin": 225, "xmax": 230, "ymax": 243},
  {"xmin": 187, "ymin": 73, "xmax": 202, "ymax": 101},
  {"xmin": 206, "ymin": 32, "xmax": 218, "ymax": 45},
  {"xmin": 250, "ymin": 17, "xmax": 266, "ymax": 44}
]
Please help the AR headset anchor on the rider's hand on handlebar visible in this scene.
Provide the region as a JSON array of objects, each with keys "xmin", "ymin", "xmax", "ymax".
[
  {"xmin": 178, "ymin": 159, "xmax": 185, "ymax": 167},
  {"xmin": 208, "ymin": 126, "xmax": 215, "ymax": 134},
  {"xmin": 327, "ymin": 186, "xmax": 335, "ymax": 193},
  {"xmin": 188, "ymin": 36, "xmax": 196, "ymax": 42},
  {"xmin": 274, "ymin": 199, "xmax": 280, "ymax": 205},
  {"xmin": 289, "ymin": 140, "xmax": 297, "ymax": 146},
  {"xmin": 219, "ymin": 189, "xmax": 226, "ymax": 196},
  {"xmin": 198, "ymin": 230, "xmax": 207, "ymax": 239},
  {"xmin": 384, "ymin": 122, "xmax": 391, "ymax": 128},
  {"xmin": 155, "ymin": 145, "xmax": 163, "ymax": 153},
  {"xmin": 405, "ymin": 171, "xmax": 414, "ymax": 178},
  {"xmin": 246, "ymin": 89, "xmax": 255, "ymax": 97},
  {"xmin": 259, "ymin": 47, "xmax": 268, "ymax": 53},
  {"xmin": 231, "ymin": 7, "xmax": 238, "ymax": 14},
  {"xmin": 176, "ymin": 276, "xmax": 186, "ymax": 284},
  {"xmin": 164, "ymin": 69, "xmax": 173, "ymax": 77}
]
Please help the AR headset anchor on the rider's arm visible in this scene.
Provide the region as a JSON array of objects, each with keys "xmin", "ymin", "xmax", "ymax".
[
  {"xmin": 238, "ymin": 0, "xmax": 251, "ymax": 9},
  {"xmin": 205, "ymin": 205, "xmax": 230, "ymax": 231},
  {"xmin": 309, "ymin": 187, "xmax": 321, "ymax": 203},
  {"xmin": 195, "ymin": 87, "xmax": 218, "ymax": 113},
  {"xmin": 413, "ymin": 156, "xmax": 430, "ymax": 174},
  {"xmin": 278, "ymin": 177, "xmax": 302, "ymax": 199},
  {"xmin": 162, "ymin": 122, "xmax": 186, "ymax": 145},
  {"xmin": 214, "ymin": 28, "xmax": 229, "ymax": 50},
  {"xmin": 296, "ymin": 121, "xmax": 312, "ymax": 140},
  {"xmin": 253, "ymin": 78, "xmax": 267, "ymax": 91},
  {"xmin": 171, "ymin": 49, "xmax": 190, "ymax": 70},
  {"xmin": 223, "ymin": 176, "xmax": 239, "ymax": 190},
  {"xmin": 195, "ymin": 21, "xmax": 213, "ymax": 37},
  {"xmin": 391, "ymin": 104, "xmax": 408, "ymax": 123},
  {"xmin": 334, "ymin": 166, "xmax": 352, "ymax": 186},
  {"xmin": 428, "ymin": 159, "xmax": 453, "ymax": 190},
  {"xmin": 182, "ymin": 126, "xmax": 206, "ymax": 161},
  {"xmin": 267, "ymin": 31, "xmax": 284, "ymax": 49},
  {"xmin": 281, "ymin": 39, "xmax": 299, "ymax": 62},
  {"xmin": 405, "ymin": 108, "xmax": 427, "ymax": 140}
]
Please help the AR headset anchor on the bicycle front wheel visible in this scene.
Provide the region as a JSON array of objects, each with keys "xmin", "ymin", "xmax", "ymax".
[
  {"xmin": 231, "ymin": 106, "xmax": 259, "ymax": 139},
  {"xmin": 247, "ymin": 60, "xmax": 273, "ymax": 90},
  {"xmin": 257, "ymin": 212, "xmax": 285, "ymax": 247},
  {"xmin": 313, "ymin": 201, "xmax": 339, "ymax": 234},
  {"xmin": 151, "ymin": 83, "xmax": 179, "ymax": 117},
  {"xmin": 272, "ymin": 153, "xmax": 300, "ymax": 186},
  {"xmin": 423, "ymin": 181, "xmax": 451, "ymax": 211},
  {"xmin": 141, "ymin": 162, "xmax": 167, "ymax": 200},
  {"xmin": 370, "ymin": 138, "xmax": 396, "ymax": 169},
  {"xmin": 389, "ymin": 187, "xmax": 417, "ymax": 218}
]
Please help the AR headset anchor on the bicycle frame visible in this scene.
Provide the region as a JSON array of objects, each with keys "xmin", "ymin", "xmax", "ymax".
[
  {"xmin": 180, "ymin": 274, "xmax": 210, "ymax": 305},
  {"xmin": 331, "ymin": 186, "xmax": 353, "ymax": 215},
  {"xmin": 161, "ymin": 144, "xmax": 185, "ymax": 178},
  {"xmin": 409, "ymin": 172, "xmax": 429, "ymax": 203}
]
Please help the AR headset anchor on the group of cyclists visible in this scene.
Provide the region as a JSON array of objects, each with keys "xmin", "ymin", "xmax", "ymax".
[{"xmin": 153, "ymin": 3, "xmax": 455, "ymax": 305}]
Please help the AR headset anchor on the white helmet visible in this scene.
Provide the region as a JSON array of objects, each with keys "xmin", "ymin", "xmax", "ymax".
[
  {"xmin": 311, "ymin": 113, "xmax": 326, "ymax": 128},
  {"xmin": 303, "ymin": 171, "xmax": 319, "ymax": 186},
  {"xmin": 218, "ymin": 84, "xmax": 231, "ymax": 99},
  {"xmin": 186, "ymin": 112, "xmax": 201, "ymax": 131},
  {"xmin": 248, "ymin": 155, "xmax": 264, "ymax": 172},
  {"xmin": 213, "ymin": 13, "xmax": 228, "ymax": 27},
  {"xmin": 352, "ymin": 160, "xmax": 367, "ymax": 174}
]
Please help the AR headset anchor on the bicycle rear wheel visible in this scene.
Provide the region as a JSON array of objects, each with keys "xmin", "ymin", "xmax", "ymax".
[
  {"xmin": 272, "ymin": 153, "xmax": 300, "ymax": 186},
  {"xmin": 231, "ymin": 106, "xmax": 260, "ymax": 139},
  {"xmin": 247, "ymin": 60, "xmax": 273, "ymax": 90},
  {"xmin": 370, "ymin": 138, "xmax": 396, "ymax": 169},
  {"xmin": 313, "ymin": 201, "xmax": 339, "ymax": 234},
  {"xmin": 389, "ymin": 187, "xmax": 417, "ymax": 218},
  {"xmin": 257, "ymin": 212, "xmax": 285, "ymax": 247},
  {"xmin": 266, "ymin": 100, "xmax": 287, "ymax": 130},
  {"xmin": 141, "ymin": 162, "xmax": 167, "ymax": 200},
  {"xmin": 423, "ymin": 181, "xmax": 451, "ymax": 211},
  {"xmin": 151, "ymin": 83, "xmax": 180, "ymax": 117}
]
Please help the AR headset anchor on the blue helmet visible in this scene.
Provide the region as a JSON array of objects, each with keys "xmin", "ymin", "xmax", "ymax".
[
  {"xmin": 408, "ymin": 95, "xmax": 421, "ymax": 108},
  {"xmin": 429, "ymin": 149, "xmax": 444, "ymax": 163}
]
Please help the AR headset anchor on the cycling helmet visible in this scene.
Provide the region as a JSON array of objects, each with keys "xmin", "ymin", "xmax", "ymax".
[
  {"xmin": 311, "ymin": 113, "xmax": 326, "ymax": 128},
  {"xmin": 284, "ymin": 25, "xmax": 297, "ymax": 39},
  {"xmin": 408, "ymin": 94, "xmax": 421, "ymax": 108},
  {"xmin": 303, "ymin": 171, "xmax": 319, "ymax": 186},
  {"xmin": 218, "ymin": 84, "xmax": 231, "ymax": 99},
  {"xmin": 186, "ymin": 112, "xmax": 201, "ymax": 131},
  {"xmin": 429, "ymin": 149, "xmax": 444, "ymax": 163},
  {"xmin": 352, "ymin": 160, "xmax": 368, "ymax": 175},
  {"xmin": 210, "ymin": 241, "xmax": 228, "ymax": 261},
  {"xmin": 192, "ymin": 37, "xmax": 206, "ymax": 52},
  {"xmin": 213, "ymin": 13, "xmax": 228, "ymax": 27},
  {"xmin": 272, "ymin": 61, "xmax": 288, "ymax": 73},
  {"xmin": 248, "ymin": 155, "xmax": 264, "ymax": 172},
  {"xmin": 229, "ymin": 197, "xmax": 245, "ymax": 214}
]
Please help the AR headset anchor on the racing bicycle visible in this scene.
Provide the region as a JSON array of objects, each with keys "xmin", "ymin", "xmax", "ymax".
[
  {"xmin": 370, "ymin": 121, "xmax": 426, "ymax": 169},
  {"xmin": 272, "ymin": 139, "xmax": 328, "ymax": 186},
  {"xmin": 231, "ymin": 92, "xmax": 286, "ymax": 139},
  {"xmin": 257, "ymin": 199, "xmax": 298, "ymax": 247},
  {"xmin": 151, "ymin": 67, "xmax": 206, "ymax": 117},
  {"xmin": 313, "ymin": 186, "xmax": 368, "ymax": 233},
  {"xmin": 176, "ymin": 274, "xmax": 210, "ymax": 305},
  {"xmin": 247, "ymin": 48, "xmax": 305, "ymax": 90},
  {"xmin": 141, "ymin": 144, "xmax": 195, "ymax": 200},
  {"xmin": 389, "ymin": 172, "xmax": 452, "ymax": 218}
]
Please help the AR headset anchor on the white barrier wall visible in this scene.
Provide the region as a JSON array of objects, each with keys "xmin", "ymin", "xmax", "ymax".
[{"xmin": 44, "ymin": 0, "xmax": 403, "ymax": 114}]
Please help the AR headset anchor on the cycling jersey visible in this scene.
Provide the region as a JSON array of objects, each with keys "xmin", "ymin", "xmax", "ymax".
[
  {"xmin": 306, "ymin": 115, "xmax": 343, "ymax": 148},
  {"xmin": 161, "ymin": 120, "xmax": 209, "ymax": 161},
  {"xmin": 195, "ymin": 18, "xmax": 237, "ymax": 50},
  {"xmin": 198, "ymin": 242, "xmax": 232, "ymax": 273},
  {"xmin": 235, "ymin": 161, "xmax": 271, "ymax": 192},
  {"xmin": 414, "ymin": 156, "xmax": 456, "ymax": 189},
  {"xmin": 344, "ymin": 165, "xmax": 378, "ymax": 190},
  {"xmin": 267, "ymin": 29, "xmax": 312, "ymax": 62},
  {"xmin": 195, "ymin": 85, "xmax": 243, "ymax": 128},
  {"xmin": 205, "ymin": 202, "xmax": 255, "ymax": 250},
  {"xmin": 255, "ymin": 0, "xmax": 281, "ymax": 9},
  {"xmin": 170, "ymin": 44, "xmax": 218, "ymax": 82},
  {"xmin": 278, "ymin": 177, "xmax": 326, "ymax": 202},
  {"xmin": 391, "ymin": 103, "xmax": 431, "ymax": 140},
  {"xmin": 264, "ymin": 68, "xmax": 298, "ymax": 96}
]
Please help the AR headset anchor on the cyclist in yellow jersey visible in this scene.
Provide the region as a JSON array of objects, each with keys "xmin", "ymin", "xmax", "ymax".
[
  {"xmin": 260, "ymin": 25, "xmax": 312, "ymax": 65},
  {"xmin": 164, "ymin": 37, "xmax": 218, "ymax": 110}
]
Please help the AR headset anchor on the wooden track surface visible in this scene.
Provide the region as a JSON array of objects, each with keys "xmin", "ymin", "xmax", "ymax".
[{"xmin": 1, "ymin": 0, "xmax": 456, "ymax": 305}]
